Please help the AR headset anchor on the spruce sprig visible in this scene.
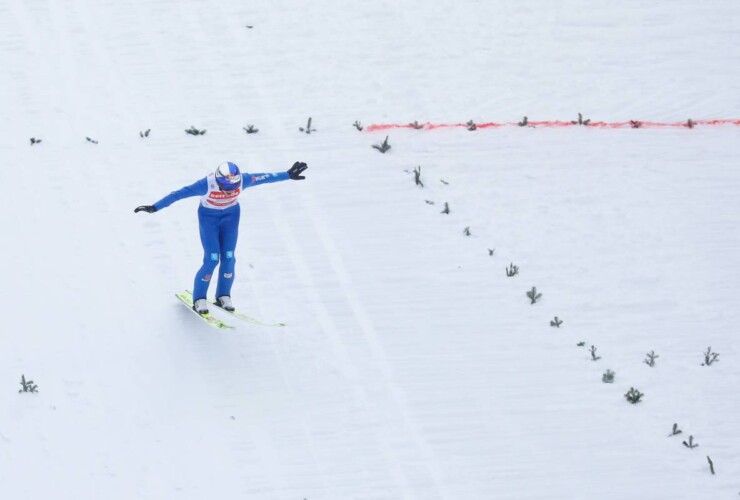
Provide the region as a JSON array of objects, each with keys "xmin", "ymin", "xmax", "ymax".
[{"xmin": 526, "ymin": 286, "xmax": 542, "ymax": 304}]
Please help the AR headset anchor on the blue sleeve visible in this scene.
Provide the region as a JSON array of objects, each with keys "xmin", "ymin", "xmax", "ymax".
[
  {"xmin": 153, "ymin": 178, "xmax": 208, "ymax": 211},
  {"xmin": 242, "ymin": 171, "xmax": 290, "ymax": 189}
]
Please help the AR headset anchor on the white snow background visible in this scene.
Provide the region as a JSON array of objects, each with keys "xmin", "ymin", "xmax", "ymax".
[{"xmin": 1, "ymin": 1, "xmax": 739, "ymax": 499}]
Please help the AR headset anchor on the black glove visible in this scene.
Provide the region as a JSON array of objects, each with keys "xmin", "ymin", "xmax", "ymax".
[
  {"xmin": 287, "ymin": 161, "xmax": 308, "ymax": 180},
  {"xmin": 134, "ymin": 205, "xmax": 157, "ymax": 213}
]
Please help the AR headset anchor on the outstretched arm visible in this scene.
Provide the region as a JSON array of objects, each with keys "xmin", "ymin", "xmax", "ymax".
[
  {"xmin": 134, "ymin": 178, "xmax": 208, "ymax": 213},
  {"xmin": 242, "ymin": 162, "xmax": 308, "ymax": 189}
]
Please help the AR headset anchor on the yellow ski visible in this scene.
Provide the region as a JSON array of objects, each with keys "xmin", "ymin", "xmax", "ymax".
[{"xmin": 175, "ymin": 291, "xmax": 233, "ymax": 330}]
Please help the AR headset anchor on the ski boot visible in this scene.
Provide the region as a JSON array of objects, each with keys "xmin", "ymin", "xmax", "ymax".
[
  {"xmin": 192, "ymin": 298, "xmax": 209, "ymax": 315},
  {"xmin": 215, "ymin": 296, "xmax": 235, "ymax": 312}
]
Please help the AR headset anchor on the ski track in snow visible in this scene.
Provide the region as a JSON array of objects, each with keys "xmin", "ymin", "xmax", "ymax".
[{"xmin": 1, "ymin": 0, "xmax": 739, "ymax": 499}]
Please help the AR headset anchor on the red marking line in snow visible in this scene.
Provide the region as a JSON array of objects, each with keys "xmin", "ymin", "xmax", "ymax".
[{"xmin": 366, "ymin": 119, "xmax": 740, "ymax": 132}]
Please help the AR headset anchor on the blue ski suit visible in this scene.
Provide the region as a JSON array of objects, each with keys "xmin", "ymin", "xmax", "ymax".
[{"xmin": 153, "ymin": 171, "xmax": 290, "ymax": 301}]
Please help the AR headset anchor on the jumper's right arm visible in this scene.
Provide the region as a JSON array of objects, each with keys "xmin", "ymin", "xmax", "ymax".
[
  {"xmin": 134, "ymin": 178, "xmax": 208, "ymax": 213},
  {"xmin": 153, "ymin": 178, "xmax": 208, "ymax": 211}
]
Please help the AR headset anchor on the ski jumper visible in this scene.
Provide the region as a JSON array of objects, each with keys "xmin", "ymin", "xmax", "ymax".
[{"xmin": 153, "ymin": 171, "xmax": 290, "ymax": 300}]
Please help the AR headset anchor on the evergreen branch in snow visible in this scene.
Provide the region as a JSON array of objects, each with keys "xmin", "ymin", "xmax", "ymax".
[
  {"xmin": 463, "ymin": 226, "xmax": 472, "ymax": 236},
  {"xmin": 18, "ymin": 375, "xmax": 38, "ymax": 394},
  {"xmin": 644, "ymin": 350, "xmax": 659, "ymax": 367},
  {"xmin": 243, "ymin": 125, "xmax": 259, "ymax": 134},
  {"xmin": 550, "ymin": 316, "xmax": 563, "ymax": 328},
  {"xmin": 602, "ymin": 369, "xmax": 615, "ymax": 383},
  {"xmin": 702, "ymin": 347, "xmax": 719, "ymax": 366},
  {"xmin": 30, "ymin": 137, "xmax": 42, "ymax": 145},
  {"xmin": 372, "ymin": 136, "xmax": 391, "ymax": 153},
  {"xmin": 630, "ymin": 120, "xmax": 641, "ymax": 129},
  {"xmin": 577, "ymin": 341, "xmax": 586, "ymax": 347},
  {"xmin": 518, "ymin": 116, "xmax": 529, "ymax": 127},
  {"xmin": 86, "ymin": 136, "xmax": 99, "ymax": 144},
  {"xmin": 506, "ymin": 263, "xmax": 519, "ymax": 277},
  {"xmin": 299, "ymin": 117, "xmax": 316, "ymax": 134},
  {"xmin": 707, "ymin": 456, "xmax": 715, "ymax": 475},
  {"xmin": 139, "ymin": 129, "xmax": 151, "ymax": 138},
  {"xmin": 466, "ymin": 120, "xmax": 477, "ymax": 131},
  {"xmin": 682, "ymin": 435, "xmax": 698, "ymax": 449},
  {"xmin": 353, "ymin": 121, "xmax": 363, "ymax": 131},
  {"xmin": 488, "ymin": 248, "xmax": 495, "ymax": 256},
  {"xmin": 669, "ymin": 423, "xmax": 683, "ymax": 436},
  {"xmin": 624, "ymin": 387, "xmax": 643, "ymax": 404},
  {"xmin": 440, "ymin": 179, "xmax": 449, "ymax": 185},
  {"xmin": 413, "ymin": 166, "xmax": 423, "ymax": 187},
  {"xmin": 589, "ymin": 345, "xmax": 601, "ymax": 361},
  {"xmin": 686, "ymin": 119, "xmax": 694, "ymax": 129},
  {"xmin": 409, "ymin": 120, "xmax": 424, "ymax": 129},
  {"xmin": 185, "ymin": 126, "xmax": 206, "ymax": 136},
  {"xmin": 526, "ymin": 286, "xmax": 542, "ymax": 304},
  {"xmin": 441, "ymin": 202, "xmax": 450, "ymax": 215},
  {"xmin": 571, "ymin": 112, "xmax": 591, "ymax": 126}
]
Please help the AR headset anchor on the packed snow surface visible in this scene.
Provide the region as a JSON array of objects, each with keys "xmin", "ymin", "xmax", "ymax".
[{"xmin": 1, "ymin": 1, "xmax": 739, "ymax": 499}]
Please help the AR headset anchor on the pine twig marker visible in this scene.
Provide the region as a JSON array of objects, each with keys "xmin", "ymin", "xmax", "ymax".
[
  {"xmin": 682, "ymin": 435, "xmax": 699, "ymax": 449},
  {"xmin": 413, "ymin": 166, "xmax": 423, "ymax": 187},
  {"xmin": 590, "ymin": 345, "xmax": 601, "ymax": 361},
  {"xmin": 624, "ymin": 387, "xmax": 643, "ymax": 404},
  {"xmin": 526, "ymin": 286, "xmax": 542, "ymax": 304},
  {"xmin": 571, "ymin": 112, "xmax": 591, "ymax": 126},
  {"xmin": 702, "ymin": 346, "xmax": 720, "ymax": 366},
  {"xmin": 299, "ymin": 117, "xmax": 316, "ymax": 134},
  {"xmin": 18, "ymin": 375, "xmax": 38, "ymax": 393},
  {"xmin": 644, "ymin": 350, "xmax": 659, "ymax": 367},
  {"xmin": 185, "ymin": 126, "xmax": 206, "ymax": 136},
  {"xmin": 372, "ymin": 136, "xmax": 391, "ymax": 153}
]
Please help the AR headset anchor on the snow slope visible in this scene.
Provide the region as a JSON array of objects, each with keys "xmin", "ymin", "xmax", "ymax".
[{"xmin": 1, "ymin": 0, "xmax": 739, "ymax": 499}]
